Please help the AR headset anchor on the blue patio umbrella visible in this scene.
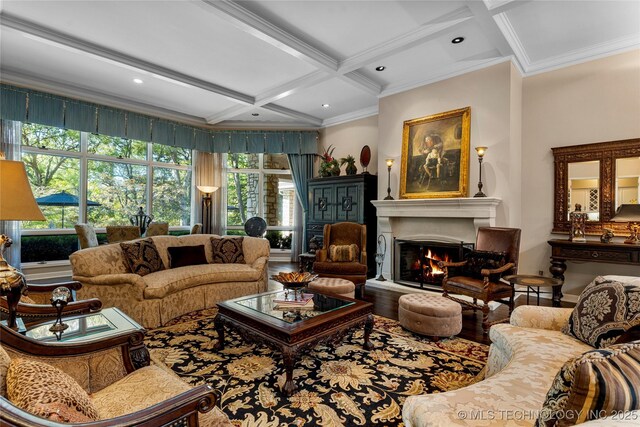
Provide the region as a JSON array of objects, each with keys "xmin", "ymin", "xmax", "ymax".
[{"xmin": 35, "ymin": 191, "xmax": 101, "ymax": 227}]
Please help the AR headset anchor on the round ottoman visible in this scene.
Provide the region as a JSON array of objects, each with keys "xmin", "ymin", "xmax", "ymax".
[
  {"xmin": 398, "ymin": 294, "xmax": 462, "ymax": 340},
  {"xmin": 308, "ymin": 278, "xmax": 356, "ymax": 299}
]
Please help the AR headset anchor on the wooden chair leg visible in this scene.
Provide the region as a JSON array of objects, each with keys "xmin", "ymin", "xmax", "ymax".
[{"xmin": 481, "ymin": 303, "xmax": 491, "ymax": 334}]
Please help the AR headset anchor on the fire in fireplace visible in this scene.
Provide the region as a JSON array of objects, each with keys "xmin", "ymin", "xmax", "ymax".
[{"xmin": 394, "ymin": 239, "xmax": 473, "ymax": 290}]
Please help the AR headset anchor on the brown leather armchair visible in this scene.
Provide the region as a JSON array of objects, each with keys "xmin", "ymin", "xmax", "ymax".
[
  {"xmin": 312, "ymin": 222, "xmax": 367, "ymax": 296},
  {"xmin": 440, "ymin": 227, "xmax": 521, "ymax": 333}
]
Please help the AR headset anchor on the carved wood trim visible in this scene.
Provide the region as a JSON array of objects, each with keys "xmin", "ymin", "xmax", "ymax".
[{"xmin": 552, "ymin": 138, "xmax": 640, "ymax": 235}]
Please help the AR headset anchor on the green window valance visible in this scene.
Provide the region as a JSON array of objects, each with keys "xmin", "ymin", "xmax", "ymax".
[{"xmin": 0, "ymin": 84, "xmax": 319, "ymax": 154}]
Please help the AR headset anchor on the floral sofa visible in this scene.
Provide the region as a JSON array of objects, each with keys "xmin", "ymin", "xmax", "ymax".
[
  {"xmin": 70, "ymin": 235, "xmax": 270, "ymax": 328},
  {"xmin": 403, "ymin": 275, "xmax": 640, "ymax": 427}
]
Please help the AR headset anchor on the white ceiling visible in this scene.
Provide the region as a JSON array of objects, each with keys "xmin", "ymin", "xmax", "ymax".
[{"xmin": 1, "ymin": 0, "xmax": 639, "ymax": 130}]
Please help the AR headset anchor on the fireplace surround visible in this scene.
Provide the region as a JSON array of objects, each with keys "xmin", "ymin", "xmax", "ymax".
[{"xmin": 394, "ymin": 239, "xmax": 474, "ymax": 290}]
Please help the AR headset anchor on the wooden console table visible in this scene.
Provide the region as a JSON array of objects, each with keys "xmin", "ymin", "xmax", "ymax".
[{"xmin": 547, "ymin": 239, "xmax": 640, "ymax": 300}]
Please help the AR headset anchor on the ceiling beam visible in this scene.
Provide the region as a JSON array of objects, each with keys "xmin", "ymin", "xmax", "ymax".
[
  {"xmin": 261, "ymin": 103, "xmax": 323, "ymax": 127},
  {"xmin": 0, "ymin": 12, "xmax": 256, "ymax": 105}
]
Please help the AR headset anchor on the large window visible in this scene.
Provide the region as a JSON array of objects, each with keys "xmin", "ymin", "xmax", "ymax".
[
  {"xmin": 225, "ymin": 153, "xmax": 295, "ymax": 249},
  {"xmin": 21, "ymin": 123, "xmax": 192, "ymax": 234}
]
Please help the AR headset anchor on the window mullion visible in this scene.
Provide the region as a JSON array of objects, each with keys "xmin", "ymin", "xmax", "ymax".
[{"xmin": 79, "ymin": 132, "xmax": 88, "ymax": 223}]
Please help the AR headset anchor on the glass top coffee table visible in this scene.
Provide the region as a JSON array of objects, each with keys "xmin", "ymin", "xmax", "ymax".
[{"xmin": 214, "ymin": 290, "xmax": 374, "ymax": 396}]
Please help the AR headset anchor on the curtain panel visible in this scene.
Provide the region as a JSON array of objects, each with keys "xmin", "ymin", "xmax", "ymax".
[
  {"xmin": 0, "ymin": 84, "xmax": 319, "ymax": 155},
  {"xmin": 287, "ymin": 154, "xmax": 316, "ymax": 254}
]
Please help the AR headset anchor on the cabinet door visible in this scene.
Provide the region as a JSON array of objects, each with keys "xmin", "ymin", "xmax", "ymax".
[
  {"xmin": 336, "ymin": 183, "xmax": 363, "ymax": 222},
  {"xmin": 309, "ymin": 184, "xmax": 335, "ymax": 223}
]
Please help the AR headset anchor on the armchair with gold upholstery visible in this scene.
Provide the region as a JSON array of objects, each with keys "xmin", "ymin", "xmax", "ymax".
[
  {"xmin": 0, "ymin": 321, "xmax": 230, "ymax": 426},
  {"xmin": 312, "ymin": 222, "xmax": 367, "ymax": 295},
  {"xmin": 440, "ymin": 227, "xmax": 521, "ymax": 333},
  {"xmin": 1, "ymin": 281, "xmax": 102, "ymax": 329}
]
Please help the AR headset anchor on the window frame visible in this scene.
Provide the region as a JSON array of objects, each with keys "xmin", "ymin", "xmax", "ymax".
[{"xmin": 21, "ymin": 127, "xmax": 193, "ymax": 236}]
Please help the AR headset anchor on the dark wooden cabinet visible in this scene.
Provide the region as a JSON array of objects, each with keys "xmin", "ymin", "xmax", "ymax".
[{"xmin": 306, "ymin": 174, "xmax": 378, "ymax": 277}]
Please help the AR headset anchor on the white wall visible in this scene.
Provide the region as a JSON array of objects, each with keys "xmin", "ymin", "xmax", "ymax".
[
  {"xmin": 377, "ymin": 60, "xmax": 522, "ymax": 227},
  {"xmin": 522, "ymin": 49, "xmax": 640, "ymax": 297},
  {"xmin": 319, "ymin": 115, "xmax": 379, "ymax": 176}
]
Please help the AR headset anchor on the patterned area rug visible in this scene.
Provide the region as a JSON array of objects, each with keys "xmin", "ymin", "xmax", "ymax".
[{"xmin": 145, "ymin": 309, "xmax": 488, "ymax": 427}]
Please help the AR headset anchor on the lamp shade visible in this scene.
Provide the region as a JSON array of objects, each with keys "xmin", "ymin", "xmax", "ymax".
[
  {"xmin": 0, "ymin": 159, "xmax": 46, "ymax": 221},
  {"xmin": 197, "ymin": 185, "xmax": 219, "ymax": 194},
  {"xmin": 611, "ymin": 204, "xmax": 640, "ymax": 222}
]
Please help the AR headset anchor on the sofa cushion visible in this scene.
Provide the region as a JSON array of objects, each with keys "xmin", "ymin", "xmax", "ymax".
[
  {"xmin": 328, "ymin": 244, "xmax": 360, "ymax": 262},
  {"xmin": 563, "ymin": 276, "xmax": 640, "ymax": 348},
  {"xmin": 0, "ymin": 345, "xmax": 10, "ymax": 398},
  {"xmin": 167, "ymin": 244, "xmax": 208, "ymax": 269},
  {"xmin": 120, "ymin": 239, "xmax": 165, "ymax": 276},
  {"xmin": 536, "ymin": 342, "xmax": 640, "ymax": 427},
  {"xmin": 6, "ymin": 358, "xmax": 99, "ymax": 423},
  {"xmin": 313, "ymin": 261, "xmax": 367, "ymax": 275},
  {"xmin": 143, "ymin": 263, "xmax": 262, "ymax": 299},
  {"xmin": 211, "ymin": 237, "xmax": 245, "ymax": 264}
]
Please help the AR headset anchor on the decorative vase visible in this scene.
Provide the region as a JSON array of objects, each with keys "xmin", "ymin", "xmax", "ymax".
[
  {"xmin": 346, "ymin": 164, "xmax": 357, "ymax": 175},
  {"xmin": 330, "ymin": 166, "xmax": 341, "ymax": 176}
]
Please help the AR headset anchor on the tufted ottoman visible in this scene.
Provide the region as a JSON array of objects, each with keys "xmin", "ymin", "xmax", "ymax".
[
  {"xmin": 398, "ymin": 294, "xmax": 462, "ymax": 340},
  {"xmin": 308, "ymin": 277, "xmax": 356, "ymax": 299}
]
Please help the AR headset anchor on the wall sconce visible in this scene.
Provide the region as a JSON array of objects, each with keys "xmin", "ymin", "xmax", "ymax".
[
  {"xmin": 474, "ymin": 146, "xmax": 488, "ymax": 197},
  {"xmin": 197, "ymin": 185, "xmax": 219, "ymax": 235},
  {"xmin": 384, "ymin": 159, "xmax": 394, "ymax": 200},
  {"xmin": 611, "ymin": 204, "xmax": 640, "ymax": 245},
  {"xmin": 49, "ymin": 286, "xmax": 71, "ymax": 340}
]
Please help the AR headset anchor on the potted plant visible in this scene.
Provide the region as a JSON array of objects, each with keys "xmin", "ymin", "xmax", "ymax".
[
  {"xmin": 340, "ymin": 155, "xmax": 357, "ymax": 175},
  {"xmin": 318, "ymin": 145, "xmax": 340, "ymax": 177}
]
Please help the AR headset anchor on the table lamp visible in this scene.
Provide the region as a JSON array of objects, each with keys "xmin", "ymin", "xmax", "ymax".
[
  {"xmin": 197, "ymin": 185, "xmax": 219, "ymax": 234},
  {"xmin": 384, "ymin": 159, "xmax": 394, "ymax": 200},
  {"xmin": 0, "ymin": 155, "xmax": 46, "ymax": 330},
  {"xmin": 611, "ymin": 204, "xmax": 640, "ymax": 245}
]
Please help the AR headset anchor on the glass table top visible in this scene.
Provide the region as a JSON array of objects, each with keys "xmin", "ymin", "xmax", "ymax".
[
  {"xmin": 235, "ymin": 290, "xmax": 354, "ymax": 324},
  {"xmin": 24, "ymin": 308, "xmax": 140, "ymax": 343}
]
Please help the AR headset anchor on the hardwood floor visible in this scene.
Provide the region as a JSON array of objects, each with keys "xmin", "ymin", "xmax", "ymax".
[{"xmin": 270, "ymin": 261, "xmax": 574, "ymax": 345}]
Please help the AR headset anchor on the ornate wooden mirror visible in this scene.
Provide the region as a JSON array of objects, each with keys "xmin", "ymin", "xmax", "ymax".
[{"xmin": 552, "ymin": 138, "xmax": 640, "ymax": 235}]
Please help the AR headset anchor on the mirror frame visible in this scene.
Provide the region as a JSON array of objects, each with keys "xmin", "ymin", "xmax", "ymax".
[{"xmin": 552, "ymin": 138, "xmax": 640, "ymax": 235}]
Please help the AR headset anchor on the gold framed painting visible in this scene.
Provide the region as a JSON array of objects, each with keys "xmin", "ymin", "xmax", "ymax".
[{"xmin": 399, "ymin": 107, "xmax": 470, "ymax": 199}]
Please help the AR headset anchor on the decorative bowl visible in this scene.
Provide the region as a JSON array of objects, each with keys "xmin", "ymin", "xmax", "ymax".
[{"xmin": 271, "ymin": 272, "xmax": 318, "ymax": 289}]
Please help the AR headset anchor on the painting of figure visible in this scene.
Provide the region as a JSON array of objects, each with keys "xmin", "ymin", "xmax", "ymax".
[{"xmin": 400, "ymin": 107, "xmax": 470, "ymax": 199}]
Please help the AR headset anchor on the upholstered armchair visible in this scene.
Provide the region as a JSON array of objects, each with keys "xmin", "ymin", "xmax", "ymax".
[
  {"xmin": 146, "ymin": 222, "xmax": 169, "ymax": 237},
  {"xmin": 0, "ymin": 323, "xmax": 230, "ymax": 426},
  {"xmin": 312, "ymin": 222, "xmax": 367, "ymax": 295},
  {"xmin": 0, "ymin": 281, "xmax": 102, "ymax": 328},
  {"xmin": 440, "ymin": 227, "xmax": 521, "ymax": 333},
  {"xmin": 74, "ymin": 223, "xmax": 99, "ymax": 249},
  {"xmin": 191, "ymin": 223, "xmax": 203, "ymax": 234}
]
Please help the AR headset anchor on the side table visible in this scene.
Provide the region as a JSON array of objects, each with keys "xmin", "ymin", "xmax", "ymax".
[
  {"xmin": 298, "ymin": 252, "xmax": 316, "ymax": 273},
  {"xmin": 503, "ymin": 274, "xmax": 564, "ymax": 307}
]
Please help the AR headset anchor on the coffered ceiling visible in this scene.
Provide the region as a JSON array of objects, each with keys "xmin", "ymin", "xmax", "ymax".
[{"xmin": 1, "ymin": 0, "xmax": 638, "ymax": 129}]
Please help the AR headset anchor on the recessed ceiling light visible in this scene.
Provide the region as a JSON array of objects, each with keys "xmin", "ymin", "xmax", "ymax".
[
  {"xmin": 451, "ymin": 37, "xmax": 465, "ymax": 44},
  {"xmin": 322, "ymin": 104, "xmax": 330, "ymax": 108},
  {"xmin": 133, "ymin": 78, "xmax": 143, "ymax": 84},
  {"xmin": 252, "ymin": 113, "xmax": 259, "ymax": 116},
  {"xmin": 375, "ymin": 66, "xmax": 386, "ymax": 72}
]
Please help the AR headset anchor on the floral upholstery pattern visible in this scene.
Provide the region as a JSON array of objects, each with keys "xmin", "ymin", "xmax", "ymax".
[
  {"xmin": 510, "ymin": 305, "xmax": 573, "ymax": 331},
  {"xmin": 536, "ymin": 342, "xmax": 640, "ymax": 427},
  {"xmin": 563, "ymin": 276, "xmax": 640, "ymax": 348},
  {"xmin": 71, "ymin": 234, "xmax": 270, "ymax": 328},
  {"xmin": 6, "ymin": 358, "xmax": 100, "ymax": 422}
]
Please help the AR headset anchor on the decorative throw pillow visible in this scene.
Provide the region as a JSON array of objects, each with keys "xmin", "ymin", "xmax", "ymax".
[
  {"xmin": 167, "ymin": 245, "xmax": 208, "ymax": 269},
  {"xmin": 6, "ymin": 358, "xmax": 100, "ymax": 423},
  {"xmin": 0, "ymin": 346, "xmax": 10, "ymax": 398},
  {"xmin": 328, "ymin": 244, "xmax": 360, "ymax": 262},
  {"xmin": 211, "ymin": 237, "xmax": 245, "ymax": 264},
  {"xmin": 562, "ymin": 276, "xmax": 640, "ymax": 348},
  {"xmin": 463, "ymin": 250, "xmax": 507, "ymax": 281},
  {"xmin": 120, "ymin": 238, "xmax": 165, "ymax": 276},
  {"xmin": 536, "ymin": 342, "xmax": 640, "ymax": 427}
]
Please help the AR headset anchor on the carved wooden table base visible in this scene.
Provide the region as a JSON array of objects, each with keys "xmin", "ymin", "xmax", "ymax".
[{"xmin": 213, "ymin": 300, "xmax": 373, "ymax": 396}]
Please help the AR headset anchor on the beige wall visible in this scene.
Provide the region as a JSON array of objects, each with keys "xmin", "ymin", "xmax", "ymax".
[
  {"xmin": 521, "ymin": 49, "xmax": 640, "ymax": 296},
  {"xmin": 319, "ymin": 115, "xmax": 379, "ymax": 176},
  {"xmin": 378, "ymin": 60, "xmax": 522, "ymax": 226}
]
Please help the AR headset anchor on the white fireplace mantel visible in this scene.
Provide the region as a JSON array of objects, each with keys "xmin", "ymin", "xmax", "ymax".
[
  {"xmin": 370, "ymin": 197, "xmax": 502, "ymax": 280},
  {"xmin": 372, "ymin": 197, "xmax": 502, "ymax": 233}
]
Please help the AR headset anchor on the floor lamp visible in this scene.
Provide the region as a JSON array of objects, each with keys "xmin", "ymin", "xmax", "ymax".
[
  {"xmin": 0, "ymin": 156, "xmax": 46, "ymax": 330},
  {"xmin": 197, "ymin": 186, "xmax": 219, "ymax": 235}
]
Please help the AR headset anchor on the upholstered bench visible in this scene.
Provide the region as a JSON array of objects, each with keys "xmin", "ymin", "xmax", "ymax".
[
  {"xmin": 398, "ymin": 294, "xmax": 462, "ymax": 340},
  {"xmin": 308, "ymin": 277, "xmax": 356, "ymax": 299}
]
